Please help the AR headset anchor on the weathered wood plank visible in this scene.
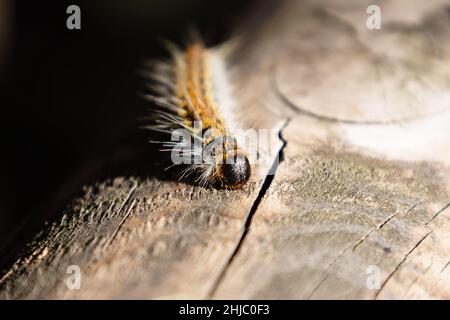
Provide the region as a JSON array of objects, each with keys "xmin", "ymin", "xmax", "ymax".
[
  {"xmin": 213, "ymin": 0, "xmax": 450, "ymax": 299},
  {"xmin": 0, "ymin": 174, "xmax": 277, "ymax": 299},
  {"xmin": 1, "ymin": 0, "xmax": 450, "ymax": 299},
  {"xmin": 213, "ymin": 125, "xmax": 450, "ymax": 298}
]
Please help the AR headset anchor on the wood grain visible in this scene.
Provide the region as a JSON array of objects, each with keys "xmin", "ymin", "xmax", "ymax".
[{"xmin": 2, "ymin": 0, "xmax": 450, "ymax": 299}]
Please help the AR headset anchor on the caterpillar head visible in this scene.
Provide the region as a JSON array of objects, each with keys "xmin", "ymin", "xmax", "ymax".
[
  {"xmin": 215, "ymin": 152, "xmax": 251, "ymax": 189},
  {"xmin": 205, "ymin": 136, "xmax": 251, "ymax": 189}
]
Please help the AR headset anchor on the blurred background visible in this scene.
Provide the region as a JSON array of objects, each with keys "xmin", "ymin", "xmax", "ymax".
[{"xmin": 0, "ymin": 0, "xmax": 254, "ymax": 244}]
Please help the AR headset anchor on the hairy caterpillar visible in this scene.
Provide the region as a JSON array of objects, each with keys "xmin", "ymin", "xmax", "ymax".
[{"xmin": 140, "ymin": 38, "xmax": 251, "ymax": 189}]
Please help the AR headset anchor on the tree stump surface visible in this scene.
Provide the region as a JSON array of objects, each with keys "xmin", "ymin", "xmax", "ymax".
[{"xmin": 2, "ymin": 0, "xmax": 450, "ymax": 299}]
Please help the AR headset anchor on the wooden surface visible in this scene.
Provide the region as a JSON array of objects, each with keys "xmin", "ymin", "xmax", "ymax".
[{"xmin": 2, "ymin": 0, "xmax": 450, "ymax": 299}]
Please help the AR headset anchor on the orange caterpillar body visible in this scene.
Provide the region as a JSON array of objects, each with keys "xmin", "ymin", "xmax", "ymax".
[{"xmin": 142, "ymin": 40, "xmax": 250, "ymax": 189}]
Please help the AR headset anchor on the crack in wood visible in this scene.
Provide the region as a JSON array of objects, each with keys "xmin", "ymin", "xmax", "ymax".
[
  {"xmin": 439, "ymin": 259, "xmax": 450, "ymax": 275},
  {"xmin": 107, "ymin": 181, "xmax": 139, "ymax": 245},
  {"xmin": 425, "ymin": 201, "xmax": 450, "ymax": 226},
  {"xmin": 306, "ymin": 201, "xmax": 423, "ymax": 299},
  {"xmin": 375, "ymin": 230, "xmax": 433, "ymax": 299},
  {"xmin": 206, "ymin": 119, "xmax": 290, "ymax": 298},
  {"xmin": 402, "ymin": 262, "xmax": 432, "ymax": 299},
  {"xmin": 353, "ymin": 201, "xmax": 421, "ymax": 251},
  {"xmin": 306, "ymin": 246, "xmax": 349, "ymax": 299}
]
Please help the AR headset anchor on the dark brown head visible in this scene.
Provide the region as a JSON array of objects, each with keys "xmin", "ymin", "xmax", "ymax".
[{"xmin": 215, "ymin": 153, "xmax": 251, "ymax": 189}]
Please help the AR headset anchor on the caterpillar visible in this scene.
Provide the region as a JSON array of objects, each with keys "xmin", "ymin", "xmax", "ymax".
[{"xmin": 140, "ymin": 38, "xmax": 251, "ymax": 189}]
